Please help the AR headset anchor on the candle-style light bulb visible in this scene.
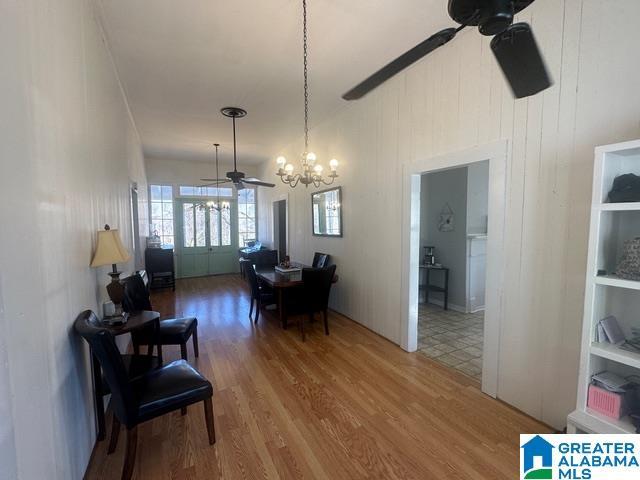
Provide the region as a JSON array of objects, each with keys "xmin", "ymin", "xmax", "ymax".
[
  {"xmin": 329, "ymin": 158, "xmax": 339, "ymax": 171},
  {"xmin": 285, "ymin": 163, "xmax": 294, "ymax": 175},
  {"xmin": 276, "ymin": 156, "xmax": 286, "ymax": 167},
  {"xmin": 306, "ymin": 152, "xmax": 317, "ymax": 164}
]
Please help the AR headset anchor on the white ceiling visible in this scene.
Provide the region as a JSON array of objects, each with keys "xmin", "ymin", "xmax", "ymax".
[{"xmin": 97, "ymin": 0, "xmax": 451, "ymax": 165}]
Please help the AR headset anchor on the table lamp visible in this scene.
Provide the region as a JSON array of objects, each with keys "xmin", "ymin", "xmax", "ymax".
[{"xmin": 91, "ymin": 224, "xmax": 131, "ymax": 312}]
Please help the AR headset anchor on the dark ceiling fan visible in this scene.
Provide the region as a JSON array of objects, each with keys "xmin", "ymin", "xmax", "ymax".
[
  {"xmin": 200, "ymin": 107, "xmax": 275, "ymax": 190},
  {"xmin": 343, "ymin": 0, "xmax": 551, "ymax": 101}
]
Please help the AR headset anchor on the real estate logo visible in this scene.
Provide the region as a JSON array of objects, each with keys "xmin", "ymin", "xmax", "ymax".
[
  {"xmin": 520, "ymin": 434, "xmax": 640, "ymax": 480},
  {"xmin": 521, "ymin": 435, "xmax": 554, "ymax": 479}
]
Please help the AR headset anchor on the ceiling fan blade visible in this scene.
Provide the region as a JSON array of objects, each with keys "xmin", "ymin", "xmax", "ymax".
[
  {"xmin": 243, "ymin": 178, "xmax": 276, "ymax": 188},
  {"xmin": 490, "ymin": 23, "xmax": 552, "ymax": 99},
  {"xmin": 200, "ymin": 178, "xmax": 231, "ymax": 182},
  {"xmin": 342, "ymin": 27, "xmax": 460, "ymax": 100}
]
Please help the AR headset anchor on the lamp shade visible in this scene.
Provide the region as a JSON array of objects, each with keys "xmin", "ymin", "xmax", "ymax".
[{"xmin": 90, "ymin": 226, "xmax": 131, "ymax": 268}]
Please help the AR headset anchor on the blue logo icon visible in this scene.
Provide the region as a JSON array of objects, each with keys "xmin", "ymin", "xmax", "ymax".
[{"xmin": 521, "ymin": 435, "xmax": 554, "ymax": 479}]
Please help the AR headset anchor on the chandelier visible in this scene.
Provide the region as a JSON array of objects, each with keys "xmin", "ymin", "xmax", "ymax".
[
  {"xmin": 275, "ymin": 0, "xmax": 339, "ymax": 188},
  {"xmin": 198, "ymin": 143, "xmax": 230, "ymax": 212}
]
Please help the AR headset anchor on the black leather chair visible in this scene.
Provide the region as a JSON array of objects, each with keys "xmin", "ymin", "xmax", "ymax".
[
  {"xmin": 122, "ymin": 274, "xmax": 199, "ymax": 361},
  {"xmin": 288, "ymin": 264, "xmax": 337, "ymax": 341},
  {"xmin": 253, "ymin": 249, "xmax": 279, "ymax": 269},
  {"xmin": 74, "ymin": 311, "xmax": 215, "ymax": 480},
  {"xmin": 312, "ymin": 252, "xmax": 330, "ymax": 268},
  {"xmin": 246, "ymin": 264, "xmax": 275, "ymax": 323}
]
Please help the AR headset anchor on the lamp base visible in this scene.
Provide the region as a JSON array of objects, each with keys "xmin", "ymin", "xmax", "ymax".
[{"xmin": 106, "ymin": 271, "xmax": 125, "ymax": 306}]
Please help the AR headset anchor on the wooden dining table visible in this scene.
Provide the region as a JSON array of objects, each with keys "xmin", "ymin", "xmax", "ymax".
[
  {"xmin": 255, "ymin": 264, "xmax": 306, "ymax": 329},
  {"xmin": 255, "ymin": 263, "xmax": 338, "ymax": 329}
]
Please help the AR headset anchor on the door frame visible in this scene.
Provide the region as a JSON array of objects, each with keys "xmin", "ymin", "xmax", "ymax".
[
  {"xmin": 174, "ymin": 197, "xmax": 239, "ymax": 278},
  {"xmin": 400, "ymin": 141, "xmax": 508, "ymax": 398},
  {"xmin": 272, "ymin": 193, "xmax": 289, "ymax": 255},
  {"xmin": 129, "ymin": 181, "xmax": 142, "ymax": 269}
]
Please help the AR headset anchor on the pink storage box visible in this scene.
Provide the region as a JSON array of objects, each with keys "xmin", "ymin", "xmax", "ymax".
[{"xmin": 588, "ymin": 384, "xmax": 625, "ymax": 419}]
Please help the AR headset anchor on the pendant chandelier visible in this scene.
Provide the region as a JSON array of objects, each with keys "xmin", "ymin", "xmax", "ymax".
[
  {"xmin": 275, "ymin": 0, "xmax": 339, "ymax": 188},
  {"xmin": 198, "ymin": 143, "xmax": 230, "ymax": 212}
]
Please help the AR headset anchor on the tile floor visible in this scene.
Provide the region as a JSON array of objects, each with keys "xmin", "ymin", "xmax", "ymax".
[{"xmin": 418, "ymin": 303, "xmax": 484, "ymax": 381}]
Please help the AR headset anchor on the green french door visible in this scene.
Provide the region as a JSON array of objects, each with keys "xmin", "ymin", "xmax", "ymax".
[{"xmin": 175, "ymin": 199, "xmax": 238, "ymax": 278}]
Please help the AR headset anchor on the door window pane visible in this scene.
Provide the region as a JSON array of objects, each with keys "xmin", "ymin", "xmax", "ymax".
[
  {"xmin": 221, "ymin": 207, "xmax": 231, "ymax": 246},
  {"xmin": 210, "ymin": 208, "xmax": 220, "ymax": 247},
  {"xmin": 195, "ymin": 207, "xmax": 206, "ymax": 247},
  {"xmin": 183, "ymin": 204, "xmax": 195, "ymax": 247}
]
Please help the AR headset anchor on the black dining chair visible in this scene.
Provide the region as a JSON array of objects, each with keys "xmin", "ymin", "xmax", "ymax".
[
  {"xmin": 122, "ymin": 273, "xmax": 199, "ymax": 361},
  {"xmin": 312, "ymin": 252, "xmax": 331, "ymax": 268},
  {"xmin": 74, "ymin": 311, "xmax": 215, "ymax": 480},
  {"xmin": 288, "ymin": 264, "xmax": 337, "ymax": 341},
  {"xmin": 246, "ymin": 264, "xmax": 275, "ymax": 323},
  {"xmin": 254, "ymin": 249, "xmax": 279, "ymax": 269}
]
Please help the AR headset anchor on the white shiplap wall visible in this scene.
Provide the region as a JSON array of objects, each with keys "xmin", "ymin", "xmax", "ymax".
[
  {"xmin": 258, "ymin": 0, "xmax": 640, "ymax": 429},
  {"xmin": 0, "ymin": 1, "xmax": 148, "ymax": 478}
]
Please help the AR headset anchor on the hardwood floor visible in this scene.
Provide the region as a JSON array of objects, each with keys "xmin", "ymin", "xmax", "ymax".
[{"xmin": 85, "ymin": 274, "xmax": 550, "ymax": 479}]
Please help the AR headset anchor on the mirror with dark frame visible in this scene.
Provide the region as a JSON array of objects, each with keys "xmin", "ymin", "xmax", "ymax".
[{"xmin": 311, "ymin": 187, "xmax": 342, "ymax": 237}]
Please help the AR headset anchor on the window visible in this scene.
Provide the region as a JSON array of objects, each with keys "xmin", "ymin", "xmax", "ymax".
[
  {"xmin": 150, "ymin": 184, "xmax": 174, "ymax": 246},
  {"xmin": 179, "ymin": 185, "xmax": 233, "ymax": 197},
  {"xmin": 325, "ymin": 189, "xmax": 341, "ymax": 235},
  {"xmin": 238, "ymin": 188, "xmax": 256, "ymax": 247}
]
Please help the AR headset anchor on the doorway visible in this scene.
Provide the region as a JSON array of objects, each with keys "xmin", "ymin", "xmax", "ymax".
[
  {"xmin": 273, "ymin": 199, "xmax": 287, "ymax": 262},
  {"xmin": 417, "ymin": 162, "xmax": 489, "ymax": 382},
  {"xmin": 175, "ymin": 198, "xmax": 238, "ymax": 277},
  {"xmin": 400, "ymin": 141, "xmax": 507, "ymax": 398}
]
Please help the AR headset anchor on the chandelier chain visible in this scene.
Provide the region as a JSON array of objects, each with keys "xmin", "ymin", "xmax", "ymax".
[
  {"xmin": 215, "ymin": 143, "xmax": 220, "ymax": 205},
  {"xmin": 303, "ymin": 0, "xmax": 309, "ymax": 151},
  {"xmin": 275, "ymin": 0, "xmax": 338, "ymax": 188}
]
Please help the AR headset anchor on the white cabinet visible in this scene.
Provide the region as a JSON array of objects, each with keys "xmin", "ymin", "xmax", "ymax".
[
  {"xmin": 466, "ymin": 235, "xmax": 486, "ymax": 313},
  {"xmin": 568, "ymin": 139, "xmax": 640, "ymax": 434}
]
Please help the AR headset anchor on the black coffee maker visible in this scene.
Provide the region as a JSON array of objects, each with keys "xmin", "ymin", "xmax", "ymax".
[{"xmin": 423, "ymin": 246, "xmax": 435, "ymax": 266}]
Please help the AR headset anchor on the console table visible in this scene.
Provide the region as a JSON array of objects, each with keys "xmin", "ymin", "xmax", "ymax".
[
  {"xmin": 419, "ymin": 265, "xmax": 449, "ymax": 310},
  {"xmin": 145, "ymin": 247, "xmax": 175, "ymax": 290}
]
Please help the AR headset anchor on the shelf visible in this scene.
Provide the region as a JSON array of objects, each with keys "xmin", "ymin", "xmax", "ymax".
[
  {"xmin": 598, "ymin": 202, "xmax": 640, "ymax": 211},
  {"xmin": 594, "ymin": 275, "xmax": 640, "ymax": 290},
  {"xmin": 590, "ymin": 342, "xmax": 640, "ymax": 369},
  {"xmin": 568, "ymin": 408, "xmax": 637, "ymax": 434}
]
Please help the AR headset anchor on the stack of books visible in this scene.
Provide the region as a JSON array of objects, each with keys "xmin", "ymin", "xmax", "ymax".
[{"xmin": 597, "ymin": 315, "xmax": 640, "ymax": 352}]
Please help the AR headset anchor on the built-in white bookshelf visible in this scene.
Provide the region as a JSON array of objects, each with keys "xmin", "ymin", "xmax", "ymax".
[{"xmin": 567, "ymin": 139, "xmax": 640, "ymax": 434}]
